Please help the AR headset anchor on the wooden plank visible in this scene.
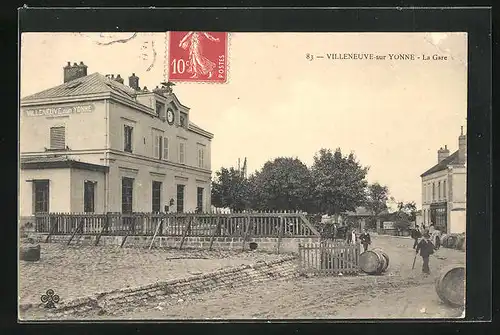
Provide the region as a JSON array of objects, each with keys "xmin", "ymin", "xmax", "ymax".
[
  {"xmin": 300, "ymin": 215, "xmax": 321, "ymax": 236},
  {"xmin": 67, "ymin": 219, "xmax": 84, "ymax": 245},
  {"xmin": 209, "ymin": 217, "xmax": 221, "ymax": 251},
  {"xmin": 241, "ymin": 215, "xmax": 251, "ymax": 251},
  {"xmin": 277, "ymin": 216, "xmax": 284, "ymax": 254},
  {"xmin": 179, "ymin": 216, "xmax": 193, "ymax": 250},
  {"xmin": 45, "ymin": 216, "xmax": 58, "ymax": 243},
  {"xmin": 95, "ymin": 215, "xmax": 109, "ymax": 246},
  {"xmin": 148, "ymin": 218, "xmax": 162, "ymax": 250}
]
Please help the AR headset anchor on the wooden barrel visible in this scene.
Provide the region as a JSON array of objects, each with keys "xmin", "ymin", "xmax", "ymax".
[
  {"xmin": 445, "ymin": 235, "xmax": 458, "ymax": 249},
  {"xmin": 440, "ymin": 234, "xmax": 449, "ymax": 248},
  {"xmin": 359, "ymin": 250, "xmax": 388, "ymax": 275},
  {"xmin": 19, "ymin": 243, "xmax": 41, "ymax": 262},
  {"xmin": 455, "ymin": 235, "xmax": 465, "ymax": 251},
  {"xmin": 435, "ymin": 265, "xmax": 465, "ymax": 307}
]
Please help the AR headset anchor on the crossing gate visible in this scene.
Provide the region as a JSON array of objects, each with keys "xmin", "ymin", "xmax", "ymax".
[{"xmin": 298, "ymin": 241, "xmax": 361, "ymax": 275}]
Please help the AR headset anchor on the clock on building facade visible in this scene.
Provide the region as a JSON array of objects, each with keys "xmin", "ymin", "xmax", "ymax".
[{"xmin": 166, "ymin": 108, "xmax": 175, "ymax": 125}]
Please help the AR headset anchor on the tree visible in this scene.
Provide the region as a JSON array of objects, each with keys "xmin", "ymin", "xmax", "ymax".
[
  {"xmin": 249, "ymin": 157, "xmax": 312, "ymax": 211},
  {"xmin": 365, "ymin": 182, "xmax": 389, "ymax": 229},
  {"xmin": 310, "ymin": 148, "xmax": 369, "ymax": 216},
  {"xmin": 211, "ymin": 167, "xmax": 251, "ymax": 211}
]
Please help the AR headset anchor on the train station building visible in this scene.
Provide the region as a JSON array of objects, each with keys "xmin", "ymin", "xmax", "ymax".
[
  {"xmin": 420, "ymin": 127, "xmax": 467, "ymax": 234},
  {"xmin": 20, "ymin": 62, "xmax": 213, "ymax": 218}
]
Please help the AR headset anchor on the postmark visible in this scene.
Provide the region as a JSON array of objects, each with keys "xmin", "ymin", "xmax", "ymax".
[{"xmin": 167, "ymin": 31, "xmax": 228, "ymax": 83}]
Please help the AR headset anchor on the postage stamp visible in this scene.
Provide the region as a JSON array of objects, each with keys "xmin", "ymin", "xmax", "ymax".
[
  {"xmin": 167, "ymin": 31, "xmax": 228, "ymax": 83},
  {"xmin": 18, "ymin": 24, "xmax": 488, "ymax": 320}
]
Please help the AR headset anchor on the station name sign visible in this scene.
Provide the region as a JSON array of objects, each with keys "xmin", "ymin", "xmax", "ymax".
[{"xmin": 24, "ymin": 104, "xmax": 95, "ymax": 117}]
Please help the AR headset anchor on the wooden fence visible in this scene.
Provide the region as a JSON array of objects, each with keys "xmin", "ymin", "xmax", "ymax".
[
  {"xmin": 298, "ymin": 241, "xmax": 360, "ymax": 275},
  {"xmin": 30, "ymin": 211, "xmax": 320, "ymax": 240}
]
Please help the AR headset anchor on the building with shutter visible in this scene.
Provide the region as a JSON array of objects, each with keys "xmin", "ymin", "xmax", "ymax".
[
  {"xmin": 420, "ymin": 127, "xmax": 467, "ymax": 234},
  {"xmin": 20, "ymin": 62, "xmax": 213, "ymax": 220}
]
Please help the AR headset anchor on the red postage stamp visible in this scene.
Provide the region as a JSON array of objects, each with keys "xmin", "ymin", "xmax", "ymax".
[{"xmin": 168, "ymin": 31, "xmax": 228, "ymax": 83}]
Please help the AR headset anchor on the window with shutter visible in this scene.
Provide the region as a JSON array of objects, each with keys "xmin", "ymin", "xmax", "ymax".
[
  {"xmin": 84, "ymin": 181, "xmax": 96, "ymax": 213},
  {"xmin": 50, "ymin": 126, "xmax": 66, "ymax": 149},
  {"xmin": 163, "ymin": 137, "xmax": 169, "ymax": 160},
  {"xmin": 179, "ymin": 142, "xmax": 185, "ymax": 164},
  {"xmin": 124, "ymin": 125, "xmax": 133, "ymax": 152},
  {"xmin": 153, "ymin": 135, "xmax": 159, "ymax": 158}
]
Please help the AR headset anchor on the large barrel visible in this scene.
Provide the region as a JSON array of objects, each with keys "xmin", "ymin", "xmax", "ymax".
[
  {"xmin": 455, "ymin": 235, "xmax": 465, "ymax": 251},
  {"xmin": 445, "ymin": 234, "xmax": 458, "ymax": 249},
  {"xmin": 19, "ymin": 243, "xmax": 41, "ymax": 262},
  {"xmin": 440, "ymin": 234, "xmax": 449, "ymax": 248},
  {"xmin": 435, "ymin": 265, "xmax": 465, "ymax": 307},
  {"xmin": 359, "ymin": 250, "xmax": 389, "ymax": 275}
]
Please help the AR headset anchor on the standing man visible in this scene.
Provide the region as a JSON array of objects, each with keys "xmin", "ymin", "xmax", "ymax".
[
  {"xmin": 415, "ymin": 231, "xmax": 435, "ymax": 275},
  {"xmin": 411, "ymin": 226, "xmax": 422, "ymax": 249},
  {"xmin": 359, "ymin": 228, "xmax": 371, "ymax": 252}
]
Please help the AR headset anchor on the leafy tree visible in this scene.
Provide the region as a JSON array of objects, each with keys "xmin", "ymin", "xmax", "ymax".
[
  {"xmin": 211, "ymin": 167, "xmax": 251, "ymax": 211},
  {"xmin": 365, "ymin": 182, "xmax": 389, "ymax": 228},
  {"xmin": 249, "ymin": 157, "xmax": 312, "ymax": 211},
  {"xmin": 310, "ymin": 148, "xmax": 369, "ymax": 216}
]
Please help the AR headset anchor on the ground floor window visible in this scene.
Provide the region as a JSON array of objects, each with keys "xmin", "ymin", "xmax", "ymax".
[
  {"xmin": 176, "ymin": 184, "xmax": 185, "ymax": 213},
  {"xmin": 33, "ymin": 180, "xmax": 49, "ymax": 213},
  {"xmin": 122, "ymin": 177, "xmax": 134, "ymax": 213},
  {"xmin": 152, "ymin": 181, "xmax": 162, "ymax": 213},
  {"xmin": 197, "ymin": 187, "xmax": 204, "ymax": 213},
  {"xmin": 430, "ymin": 204, "xmax": 447, "ymax": 232},
  {"xmin": 84, "ymin": 181, "xmax": 96, "ymax": 213}
]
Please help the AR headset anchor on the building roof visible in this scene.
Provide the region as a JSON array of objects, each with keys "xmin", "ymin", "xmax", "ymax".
[
  {"xmin": 420, "ymin": 150, "xmax": 460, "ymax": 177},
  {"xmin": 21, "ymin": 72, "xmax": 214, "ymax": 139},
  {"xmin": 344, "ymin": 206, "xmax": 373, "ymax": 217},
  {"xmin": 21, "ymin": 73, "xmax": 138, "ymax": 102},
  {"xmin": 21, "ymin": 155, "xmax": 109, "ymax": 173}
]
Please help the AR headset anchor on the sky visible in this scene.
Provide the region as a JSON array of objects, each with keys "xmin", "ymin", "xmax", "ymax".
[{"xmin": 20, "ymin": 32, "xmax": 467, "ymax": 208}]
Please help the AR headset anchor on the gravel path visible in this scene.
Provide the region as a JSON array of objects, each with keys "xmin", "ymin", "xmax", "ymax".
[
  {"xmin": 18, "ymin": 244, "xmax": 283, "ymax": 306},
  {"xmin": 19, "ymin": 235, "xmax": 465, "ymax": 319},
  {"xmin": 105, "ymin": 235, "xmax": 466, "ymax": 319}
]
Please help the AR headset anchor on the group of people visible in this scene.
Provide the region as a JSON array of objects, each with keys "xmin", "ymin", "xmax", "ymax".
[
  {"xmin": 346, "ymin": 228, "xmax": 372, "ymax": 252},
  {"xmin": 411, "ymin": 224, "xmax": 441, "ymax": 275}
]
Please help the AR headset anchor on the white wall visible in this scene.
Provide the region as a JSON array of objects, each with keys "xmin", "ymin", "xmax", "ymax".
[
  {"xmin": 450, "ymin": 210, "xmax": 466, "ymax": 234},
  {"xmin": 19, "ymin": 168, "xmax": 71, "ymax": 216},
  {"xmin": 20, "ymin": 100, "xmax": 107, "ymax": 153},
  {"xmin": 70, "ymin": 168, "xmax": 106, "ymax": 213}
]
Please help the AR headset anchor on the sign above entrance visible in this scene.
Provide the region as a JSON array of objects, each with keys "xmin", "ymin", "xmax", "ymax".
[{"xmin": 24, "ymin": 104, "xmax": 95, "ymax": 117}]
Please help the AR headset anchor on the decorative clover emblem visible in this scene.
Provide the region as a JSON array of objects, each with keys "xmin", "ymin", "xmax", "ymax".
[{"xmin": 40, "ymin": 289, "xmax": 60, "ymax": 309}]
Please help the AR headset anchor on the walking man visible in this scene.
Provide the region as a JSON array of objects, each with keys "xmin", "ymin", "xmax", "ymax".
[
  {"xmin": 411, "ymin": 226, "xmax": 422, "ymax": 249},
  {"xmin": 415, "ymin": 231, "xmax": 435, "ymax": 275},
  {"xmin": 359, "ymin": 228, "xmax": 371, "ymax": 252}
]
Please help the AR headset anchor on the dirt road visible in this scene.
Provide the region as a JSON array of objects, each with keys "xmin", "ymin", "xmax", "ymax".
[{"xmin": 102, "ymin": 235, "xmax": 466, "ymax": 319}]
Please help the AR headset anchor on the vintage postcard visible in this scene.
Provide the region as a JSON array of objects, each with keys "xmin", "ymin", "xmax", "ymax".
[{"xmin": 19, "ymin": 31, "xmax": 467, "ymax": 320}]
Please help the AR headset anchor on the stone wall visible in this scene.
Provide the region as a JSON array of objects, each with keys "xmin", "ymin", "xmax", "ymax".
[
  {"xmin": 20, "ymin": 255, "xmax": 298, "ymax": 316},
  {"xmin": 27, "ymin": 233, "xmax": 320, "ymax": 254}
]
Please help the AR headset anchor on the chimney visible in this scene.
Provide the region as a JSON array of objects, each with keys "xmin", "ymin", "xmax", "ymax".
[
  {"xmin": 458, "ymin": 126, "xmax": 467, "ymax": 164},
  {"xmin": 63, "ymin": 61, "xmax": 88, "ymax": 83},
  {"xmin": 115, "ymin": 74, "xmax": 124, "ymax": 84},
  {"xmin": 437, "ymin": 145, "xmax": 450, "ymax": 163},
  {"xmin": 128, "ymin": 73, "xmax": 140, "ymax": 91}
]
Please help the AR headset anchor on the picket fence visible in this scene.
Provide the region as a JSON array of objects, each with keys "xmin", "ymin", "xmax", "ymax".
[
  {"xmin": 29, "ymin": 211, "xmax": 321, "ymax": 240},
  {"xmin": 298, "ymin": 241, "xmax": 361, "ymax": 275}
]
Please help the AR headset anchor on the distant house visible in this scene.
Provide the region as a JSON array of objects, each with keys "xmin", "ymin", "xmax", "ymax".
[
  {"xmin": 342, "ymin": 206, "xmax": 373, "ymax": 231},
  {"xmin": 420, "ymin": 127, "xmax": 466, "ymax": 234}
]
